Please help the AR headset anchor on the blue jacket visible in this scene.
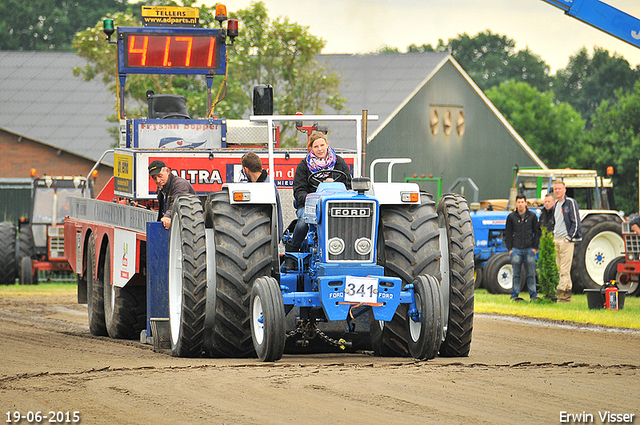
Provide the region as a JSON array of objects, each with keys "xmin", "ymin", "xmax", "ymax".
[{"xmin": 551, "ymin": 196, "xmax": 582, "ymax": 242}]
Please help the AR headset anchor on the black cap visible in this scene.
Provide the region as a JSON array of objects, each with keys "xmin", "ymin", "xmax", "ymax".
[{"xmin": 148, "ymin": 160, "xmax": 166, "ymax": 176}]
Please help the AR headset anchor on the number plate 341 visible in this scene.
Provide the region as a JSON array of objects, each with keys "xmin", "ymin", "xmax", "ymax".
[{"xmin": 344, "ymin": 276, "xmax": 378, "ymax": 303}]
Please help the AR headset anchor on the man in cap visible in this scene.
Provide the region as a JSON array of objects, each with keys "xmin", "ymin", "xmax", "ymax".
[{"xmin": 149, "ymin": 160, "xmax": 195, "ymax": 229}]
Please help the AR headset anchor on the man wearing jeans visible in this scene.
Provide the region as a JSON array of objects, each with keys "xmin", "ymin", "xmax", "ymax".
[{"xmin": 505, "ymin": 194, "xmax": 541, "ymax": 302}]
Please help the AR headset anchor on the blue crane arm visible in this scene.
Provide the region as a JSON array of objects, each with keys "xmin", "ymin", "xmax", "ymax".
[{"xmin": 540, "ymin": 0, "xmax": 640, "ymax": 49}]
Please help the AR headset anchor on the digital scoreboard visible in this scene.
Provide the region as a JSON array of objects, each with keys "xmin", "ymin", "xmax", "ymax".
[{"xmin": 117, "ymin": 27, "xmax": 226, "ymax": 75}]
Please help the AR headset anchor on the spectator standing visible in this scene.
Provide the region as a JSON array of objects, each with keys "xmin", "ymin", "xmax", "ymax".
[
  {"xmin": 550, "ymin": 180, "xmax": 582, "ymax": 302},
  {"xmin": 539, "ymin": 193, "xmax": 555, "ymax": 232},
  {"xmin": 505, "ymin": 194, "xmax": 541, "ymax": 302}
]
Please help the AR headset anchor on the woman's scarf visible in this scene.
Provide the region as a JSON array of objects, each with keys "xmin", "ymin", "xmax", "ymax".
[{"xmin": 306, "ymin": 146, "xmax": 337, "ymax": 174}]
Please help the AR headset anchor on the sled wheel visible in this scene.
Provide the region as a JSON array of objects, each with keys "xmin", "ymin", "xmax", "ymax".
[
  {"xmin": 87, "ymin": 234, "xmax": 107, "ymax": 336},
  {"xmin": 103, "ymin": 239, "xmax": 146, "ymax": 340},
  {"xmin": 250, "ymin": 276, "xmax": 286, "ymax": 362},
  {"xmin": 407, "ymin": 275, "xmax": 443, "ymax": 360},
  {"xmin": 573, "ymin": 216, "xmax": 623, "ymax": 291}
]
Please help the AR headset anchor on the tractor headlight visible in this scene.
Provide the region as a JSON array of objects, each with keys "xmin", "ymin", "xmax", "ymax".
[
  {"xmin": 328, "ymin": 237, "xmax": 345, "ymax": 255},
  {"xmin": 355, "ymin": 237, "xmax": 372, "ymax": 256}
]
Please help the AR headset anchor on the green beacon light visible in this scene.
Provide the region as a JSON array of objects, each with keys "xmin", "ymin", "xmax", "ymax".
[{"xmin": 103, "ymin": 19, "xmax": 115, "ymax": 43}]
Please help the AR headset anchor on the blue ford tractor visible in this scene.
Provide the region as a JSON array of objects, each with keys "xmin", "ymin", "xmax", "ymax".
[{"xmin": 167, "ymin": 116, "xmax": 475, "ymax": 361}]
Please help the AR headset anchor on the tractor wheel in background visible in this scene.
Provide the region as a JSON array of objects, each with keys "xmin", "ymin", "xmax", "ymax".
[
  {"xmin": 87, "ymin": 234, "xmax": 107, "ymax": 336},
  {"xmin": 0, "ymin": 222, "xmax": 17, "ymax": 285},
  {"xmin": 407, "ymin": 275, "xmax": 443, "ymax": 360},
  {"xmin": 437, "ymin": 194, "xmax": 475, "ymax": 357},
  {"xmin": 168, "ymin": 195, "xmax": 207, "ymax": 358},
  {"xmin": 19, "ymin": 256, "xmax": 37, "ymax": 285},
  {"xmin": 103, "ymin": 240, "xmax": 146, "ymax": 339},
  {"xmin": 483, "ymin": 252, "xmax": 512, "ymax": 295},
  {"xmin": 370, "ymin": 192, "xmax": 441, "ymax": 357},
  {"xmin": 572, "ymin": 215, "xmax": 623, "ymax": 292},
  {"xmin": 603, "ymin": 255, "xmax": 639, "ymax": 296},
  {"xmin": 204, "ymin": 189, "xmax": 273, "ymax": 358},
  {"xmin": 18, "ymin": 225, "xmax": 35, "ymax": 262},
  {"xmin": 474, "ymin": 265, "xmax": 483, "ymax": 290},
  {"xmin": 250, "ymin": 276, "xmax": 286, "ymax": 362}
]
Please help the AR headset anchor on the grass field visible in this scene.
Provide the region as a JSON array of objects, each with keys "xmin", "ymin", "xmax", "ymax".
[
  {"xmin": 475, "ymin": 289, "xmax": 640, "ymax": 330},
  {"xmin": 1, "ymin": 283, "xmax": 638, "ymax": 330}
]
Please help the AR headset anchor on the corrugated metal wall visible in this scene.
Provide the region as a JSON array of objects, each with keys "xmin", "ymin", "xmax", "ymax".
[
  {"xmin": 367, "ymin": 60, "xmax": 540, "ymax": 201},
  {"xmin": 0, "ymin": 180, "xmax": 31, "ymax": 222}
]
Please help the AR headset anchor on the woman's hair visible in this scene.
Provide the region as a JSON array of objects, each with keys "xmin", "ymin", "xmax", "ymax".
[{"xmin": 307, "ymin": 131, "xmax": 328, "ymax": 150}]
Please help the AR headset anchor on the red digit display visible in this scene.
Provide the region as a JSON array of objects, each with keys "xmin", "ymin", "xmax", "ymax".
[{"xmin": 125, "ymin": 34, "xmax": 217, "ymax": 69}]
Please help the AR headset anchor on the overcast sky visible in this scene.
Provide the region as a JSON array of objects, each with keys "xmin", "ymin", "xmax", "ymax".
[{"xmin": 199, "ymin": 0, "xmax": 640, "ymax": 73}]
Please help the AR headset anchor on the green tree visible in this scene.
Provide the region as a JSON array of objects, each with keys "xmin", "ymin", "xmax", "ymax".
[
  {"xmin": 486, "ymin": 80, "xmax": 585, "ymax": 168},
  {"xmin": 72, "ymin": 1, "xmax": 343, "ymax": 146},
  {"xmin": 576, "ymin": 80, "xmax": 640, "ymax": 215},
  {"xmin": 0, "ymin": 0, "xmax": 130, "ymax": 51},
  {"xmin": 408, "ymin": 31, "xmax": 553, "ymax": 92},
  {"xmin": 537, "ymin": 228, "xmax": 559, "ymax": 299},
  {"xmin": 554, "ymin": 47, "xmax": 640, "ymax": 126}
]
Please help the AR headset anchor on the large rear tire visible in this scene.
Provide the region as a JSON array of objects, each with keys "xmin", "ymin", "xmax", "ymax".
[
  {"xmin": 87, "ymin": 234, "xmax": 107, "ymax": 336},
  {"xmin": 437, "ymin": 194, "xmax": 474, "ymax": 357},
  {"xmin": 250, "ymin": 276, "xmax": 286, "ymax": 362},
  {"xmin": 19, "ymin": 256, "xmax": 36, "ymax": 285},
  {"xmin": 407, "ymin": 275, "xmax": 443, "ymax": 360},
  {"xmin": 18, "ymin": 225, "xmax": 35, "ymax": 261},
  {"xmin": 0, "ymin": 222, "xmax": 17, "ymax": 285},
  {"xmin": 603, "ymin": 255, "xmax": 639, "ymax": 296},
  {"xmin": 572, "ymin": 215, "xmax": 623, "ymax": 291},
  {"xmin": 103, "ymin": 240, "xmax": 147, "ymax": 340},
  {"xmin": 370, "ymin": 192, "xmax": 441, "ymax": 357},
  {"xmin": 168, "ymin": 195, "xmax": 207, "ymax": 357},
  {"xmin": 204, "ymin": 189, "xmax": 273, "ymax": 358}
]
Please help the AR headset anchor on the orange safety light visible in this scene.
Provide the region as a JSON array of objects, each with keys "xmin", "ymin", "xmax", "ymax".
[
  {"xmin": 413, "ymin": 174, "xmax": 417, "ymax": 178},
  {"xmin": 429, "ymin": 174, "xmax": 433, "ymax": 178},
  {"xmin": 421, "ymin": 174, "xmax": 425, "ymax": 178},
  {"xmin": 607, "ymin": 166, "xmax": 614, "ymax": 176},
  {"xmin": 410, "ymin": 193, "xmax": 419, "ymax": 202},
  {"xmin": 215, "ymin": 4, "xmax": 228, "ymax": 22},
  {"xmin": 30, "ymin": 168, "xmax": 37, "ymax": 177},
  {"xmin": 91, "ymin": 170, "xmax": 99, "ymax": 179}
]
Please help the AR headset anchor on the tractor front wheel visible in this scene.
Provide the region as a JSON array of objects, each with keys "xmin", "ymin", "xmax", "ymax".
[
  {"xmin": 250, "ymin": 276, "xmax": 286, "ymax": 362},
  {"xmin": 603, "ymin": 255, "xmax": 639, "ymax": 296},
  {"xmin": 407, "ymin": 275, "xmax": 442, "ymax": 360}
]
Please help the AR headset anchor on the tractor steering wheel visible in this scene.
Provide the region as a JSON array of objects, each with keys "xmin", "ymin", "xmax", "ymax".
[
  {"xmin": 308, "ymin": 169, "xmax": 349, "ymax": 190},
  {"xmin": 162, "ymin": 113, "xmax": 191, "ymax": 119}
]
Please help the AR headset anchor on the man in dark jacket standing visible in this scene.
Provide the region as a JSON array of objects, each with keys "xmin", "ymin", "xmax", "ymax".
[
  {"xmin": 505, "ymin": 194, "xmax": 541, "ymax": 302},
  {"xmin": 149, "ymin": 160, "xmax": 196, "ymax": 229},
  {"xmin": 550, "ymin": 180, "xmax": 582, "ymax": 302}
]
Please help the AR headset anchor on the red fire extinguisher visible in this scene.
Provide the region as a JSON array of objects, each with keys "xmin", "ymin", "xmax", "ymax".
[{"xmin": 604, "ymin": 283, "xmax": 619, "ymax": 311}]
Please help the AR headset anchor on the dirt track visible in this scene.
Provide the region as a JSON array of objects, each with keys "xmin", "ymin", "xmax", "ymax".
[{"xmin": 1, "ymin": 292, "xmax": 639, "ymax": 425}]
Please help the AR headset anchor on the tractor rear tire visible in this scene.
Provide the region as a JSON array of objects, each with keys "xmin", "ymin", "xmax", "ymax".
[
  {"xmin": 572, "ymin": 215, "xmax": 623, "ymax": 292},
  {"xmin": 0, "ymin": 222, "xmax": 17, "ymax": 285},
  {"xmin": 168, "ymin": 195, "xmax": 207, "ymax": 357},
  {"xmin": 87, "ymin": 234, "xmax": 107, "ymax": 336},
  {"xmin": 603, "ymin": 255, "xmax": 639, "ymax": 296},
  {"xmin": 19, "ymin": 256, "xmax": 37, "ymax": 285},
  {"xmin": 103, "ymin": 241, "xmax": 147, "ymax": 339},
  {"xmin": 18, "ymin": 226, "xmax": 35, "ymax": 261},
  {"xmin": 407, "ymin": 275, "xmax": 443, "ymax": 360},
  {"xmin": 204, "ymin": 189, "xmax": 273, "ymax": 358},
  {"xmin": 371, "ymin": 192, "xmax": 441, "ymax": 357},
  {"xmin": 250, "ymin": 276, "xmax": 286, "ymax": 362},
  {"xmin": 437, "ymin": 194, "xmax": 474, "ymax": 357},
  {"xmin": 483, "ymin": 252, "xmax": 513, "ymax": 295}
]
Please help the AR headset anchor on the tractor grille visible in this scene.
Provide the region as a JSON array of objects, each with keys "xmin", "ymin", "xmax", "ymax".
[
  {"xmin": 325, "ymin": 200, "xmax": 376, "ymax": 263},
  {"xmin": 622, "ymin": 222, "xmax": 640, "ymax": 258}
]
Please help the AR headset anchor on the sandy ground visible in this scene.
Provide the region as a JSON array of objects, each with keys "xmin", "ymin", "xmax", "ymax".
[{"xmin": 0, "ymin": 293, "xmax": 639, "ymax": 425}]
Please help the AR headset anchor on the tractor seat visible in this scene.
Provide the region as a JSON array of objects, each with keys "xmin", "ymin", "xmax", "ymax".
[{"xmin": 146, "ymin": 90, "xmax": 190, "ymax": 119}]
